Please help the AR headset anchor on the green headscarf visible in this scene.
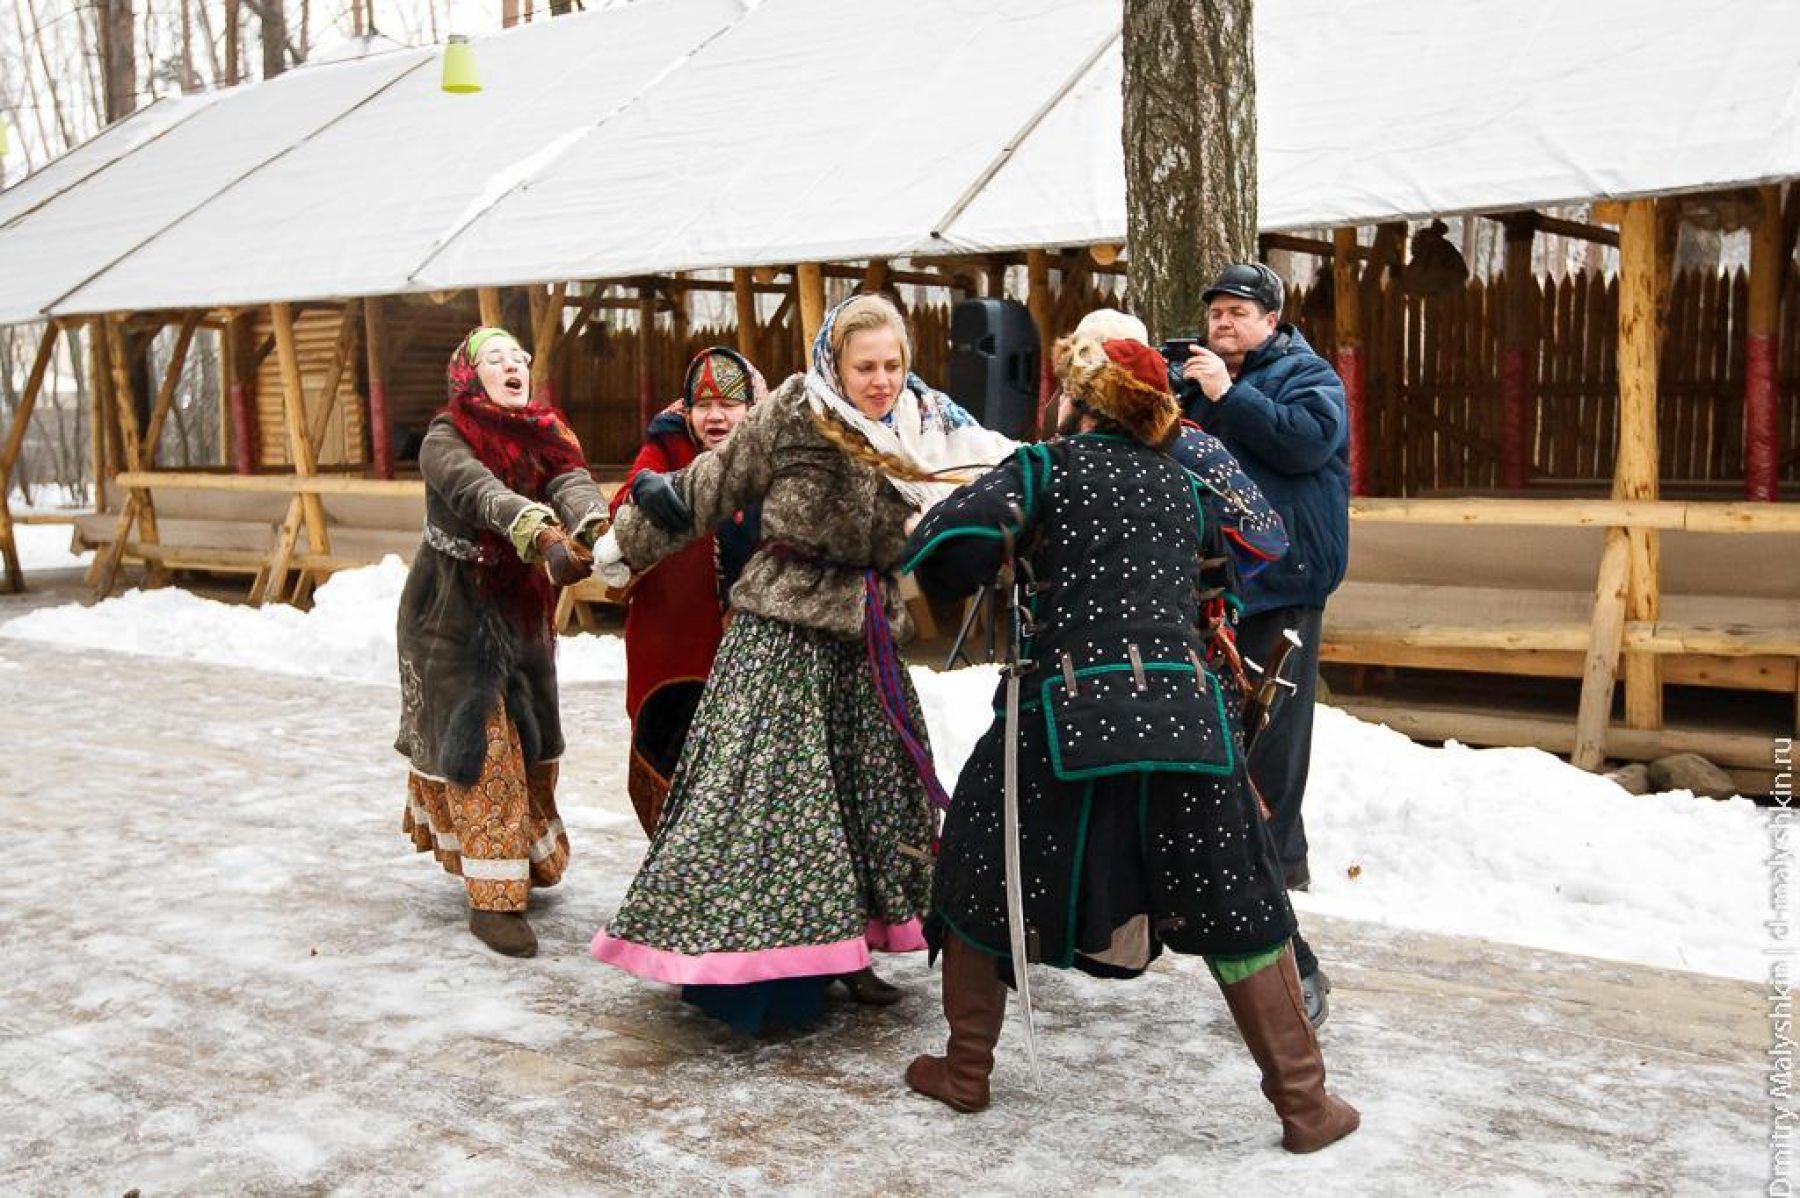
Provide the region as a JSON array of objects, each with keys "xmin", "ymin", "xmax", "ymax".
[{"xmin": 462, "ymin": 326, "xmax": 515, "ymax": 362}]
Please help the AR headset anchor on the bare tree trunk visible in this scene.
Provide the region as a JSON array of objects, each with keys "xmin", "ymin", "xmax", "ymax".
[
  {"xmin": 179, "ymin": 0, "xmax": 198, "ymax": 91},
  {"xmin": 99, "ymin": 0, "xmax": 139, "ymax": 124},
  {"xmin": 225, "ymin": 0, "xmax": 242, "ymax": 85},
  {"xmin": 193, "ymin": 0, "xmax": 224, "ymax": 83},
  {"xmin": 1122, "ymin": 0, "xmax": 1257, "ymax": 340},
  {"xmin": 21, "ymin": 0, "xmax": 75, "ymax": 147},
  {"xmin": 299, "ymin": 0, "xmax": 310, "ymax": 62},
  {"xmin": 143, "ymin": 0, "xmax": 160, "ymax": 102},
  {"xmin": 261, "ymin": 0, "xmax": 287, "ymax": 78},
  {"xmin": 77, "ymin": 1, "xmax": 107, "ymax": 131}
]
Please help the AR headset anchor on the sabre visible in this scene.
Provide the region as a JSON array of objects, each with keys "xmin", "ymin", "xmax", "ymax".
[
  {"xmin": 1241, "ymin": 627, "xmax": 1304, "ymax": 755},
  {"xmin": 998, "ymin": 511, "xmax": 1042, "ymax": 1087}
]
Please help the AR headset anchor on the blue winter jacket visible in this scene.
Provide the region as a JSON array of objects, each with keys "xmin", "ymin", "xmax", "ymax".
[{"xmin": 1179, "ymin": 325, "xmax": 1349, "ymax": 615}]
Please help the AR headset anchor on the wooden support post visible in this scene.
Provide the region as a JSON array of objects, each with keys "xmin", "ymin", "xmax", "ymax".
[
  {"xmin": 797, "ymin": 262, "xmax": 826, "ymax": 367},
  {"xmin": 1499, "ymin": 215, "xmax": 1536, "ymax": 491},
  {"xmin": 1746, "ymin": 183, "xmax": 1783, "ymax": 502},
  {"xmin": 1572, "ymin": 527, "xmax": 1631, "ymax": 771},
  {"xmin": 636, "ymin": 286, "xmax": 657, "ymax": 433},
  {"xmin": 93, "ymin": 316, "xmax": 166, "ymax": 597},
  {"xmin": 145, "ymin": 314, "xmax": 203, "ymax": 454},
  {"xmin": 364, "ymin": 297, "xmax": 394, "ymax": 479},
  {"xmin": 478, "ymin": 287, "xmax": 504, "ymax": 329},
  {"xmin": 862, "ymin": 258, "xmax": 892, "ymax": 297},
  {"xmin": 1027, "ymin": 248, "xmax": 1054, "ymax": 437},
  {"xmin": 224, "ymin": 312, "xmax": 259, "ymax": 474},
  {"xmin": 88, "ymin": 320, "xmax": 113, "ymax": 515},
  {"xmin": 531, "ymin": 283, "xmax": 568, "ymax": 409},
  {"xmin": 1615, "ymin": 199, "xmax": 1663, "ymax": 730},
  {"xmin": 304, "ymin": 301, "xmax": 361, "ymax": 460},
  {"xmin": 264, "ymin": 303, "xmax": 334, "ymax": 605},
  {"xmin": 0, "ymin": 324, "xmax": 62, "ymax": 593},
  {"xmin": 732, "ymin": 268, "xmax": 758, "ymax": 359},
  {"xmin": 1332, "ymin": 227, "xmax": 1366, "ymax": 495},
  {"xmin": 985, "ymin": 258, "xmax": 1008, "ymax": 299}
]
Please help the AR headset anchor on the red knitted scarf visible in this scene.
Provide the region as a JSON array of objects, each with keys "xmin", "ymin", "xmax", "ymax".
[{"xmin": 442, "ymin": 341, "xmax": 589, "ymax": 632}]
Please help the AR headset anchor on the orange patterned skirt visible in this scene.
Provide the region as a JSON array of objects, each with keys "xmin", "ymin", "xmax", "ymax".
[{"xmin": 403, "ymin": 703, "xmax": 571, "ymax": 912}]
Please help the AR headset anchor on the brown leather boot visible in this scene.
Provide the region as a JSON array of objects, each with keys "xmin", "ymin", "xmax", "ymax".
[
  {"xmin": 905, "ymin": 934, "xmax": 1007, "ymax": 1112},
  {"xmin": 1218, "ymin": 950, "xmax": 1360, "ymax": 1152},
  {"xmin": 469, "ymin": 909, "xmax": 538, "ymax": 958}
]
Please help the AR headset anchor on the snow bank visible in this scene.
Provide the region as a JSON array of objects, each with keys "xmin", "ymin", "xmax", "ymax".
[
  {"xmin": 0, "ymin": 561, "xmax": 1771, "ymax": 981},
  {"xmin": 0, "ymin": 556, "xmax": 626, "ymax": 686},
  {"xmin": 1298, "ymin": 706, "xmax": 1766, "ymax": 981}
]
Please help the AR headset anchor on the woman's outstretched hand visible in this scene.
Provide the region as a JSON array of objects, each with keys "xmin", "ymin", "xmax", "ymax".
[
  {"xmin": 534, "ymin": 525, "xmax": 594, "ymax": 587},
  {"xmin": 631, "ymin": 470, "xmax": 693, "ymax": 534}
]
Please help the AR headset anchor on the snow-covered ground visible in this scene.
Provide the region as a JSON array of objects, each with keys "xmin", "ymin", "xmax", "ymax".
[
  {"xmin": 0, "ymin": 558, "xmax": 1775, "ymax": 983},
  {"xmin": 6, "ymin": 518, "xmax": 93, "ymax": 573}
]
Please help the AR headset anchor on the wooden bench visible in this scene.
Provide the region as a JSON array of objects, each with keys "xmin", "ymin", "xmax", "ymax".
[
  {"xmin": 1324, "ymin": 521, "xmax": 1800, "ymax": 694},
  {"xmin": 1318, "ymin": 500, "xmax": 1800, "ymax": 779}
]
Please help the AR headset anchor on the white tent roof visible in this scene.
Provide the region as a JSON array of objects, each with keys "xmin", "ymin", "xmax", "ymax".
[{"xmin": 2, "ymin": 0, "xmax": 1796, "ymax": 325}]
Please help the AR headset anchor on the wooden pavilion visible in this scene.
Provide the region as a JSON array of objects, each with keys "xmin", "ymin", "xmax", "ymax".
[{"xmin": 0, "ymin": 0, "xmax": 1795, "ymax": 789}]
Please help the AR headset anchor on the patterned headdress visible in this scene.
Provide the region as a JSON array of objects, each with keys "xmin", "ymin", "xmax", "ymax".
[{"xmin": 682, "ymin": 346, "xmax": 765, "ymax": 408}]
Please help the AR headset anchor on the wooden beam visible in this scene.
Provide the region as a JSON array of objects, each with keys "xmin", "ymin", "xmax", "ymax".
[
  {"xmin": 93, "ymin": 317, "xmax": 162, "ymax": 598},
  {"xmin": 1499, "ymin": 214, "xmax": 1536, "ymax": 490},
  {"xmin": 549, "ymin": 284, "xmax": 607, "ymax": 377},
  {"xmin": 1336, "ymin": 696, "xmax": 1778, "ymax": 772},
  {"xmin": 1573, "ymin": 528, "xmax": 1631, "ymax": 770},
  {"xmin": 636, "ymin": 286, "xmax": 656, "ymax": 432},
  {"xmin": 115, "ymin": 470, "xmax": 424, "ymax": 497},
  {"xmin": 303, "ymin": 300, "xmax": 361, "ymax": 461},
  {"xmin": 797, "ymin": 263, "xmax": 826, "ymax": 367},
  {"xmin": 732, "ymin": 268, "xmax": 757, "ymax": 359},
  {"xmin": 1483, "ymin": 211, "xmax": 1619, "ymax": 248},
  {"xmin": 1348, "ymin": 496, "xmax": 1800, "ymax": 533},
  {"xmin": 1027, "ymin": 248, "xmax": 1055, "ymax": 436},
  {"xmin": 1745, "ymin": 183, "xmax": 1783, "ymax": 501},
  {"xmin": 531, "ymin": 282, "xmax": 567, "ymax": 386},
  {"xmin": 478, "ymin": 287, "xmax": 504, "ymax": 329},
  {"xmin": 87, "ymin": 320, "xmax": 112, "ymax": 517},
  {"xmin": 0, "ymin": 324, "xmax": 62, "ymax": 592},
  {"xmin": 364, "ymin": 297, "xmax": 394, "ymax": 479},
  {"xmin": 1260, "ymin": 232, "xmax": 1370, "ymax": 260},
  {"xmin": 1333, "ymin": 227, "xmax": 1365, "ymax": 496},
  {"xmin": 1320, "ymin": 638, "xmax": 1797, "ymax": 694},
  {"xmin": 264, "ymin": 302, "xmax": 334, "ymax": 605},
  {"xmin": 1615, "ymin": 198, "xmax": 1663, "ymax": 729}
]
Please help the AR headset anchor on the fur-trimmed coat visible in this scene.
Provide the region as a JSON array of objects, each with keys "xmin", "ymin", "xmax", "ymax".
[
  {"xmin": 613, "ymin": 373, "xmax": 916, "ymax": 642},
  {"xmin": 394, "ymin": 414, "xmax": 606, "ymax": 784}
]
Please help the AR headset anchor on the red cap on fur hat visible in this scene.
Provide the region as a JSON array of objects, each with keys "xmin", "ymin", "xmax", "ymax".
[
  {"xmin": 1052, "ymin": 334, "xmax": 1181, "ymax": 449},
  {"xmin": 1101, "ymin": 339, "xmax": 1171, "ymax": 394}
]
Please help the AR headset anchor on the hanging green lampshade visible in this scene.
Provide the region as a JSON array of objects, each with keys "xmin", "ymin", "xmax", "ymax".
[{"xmin": 441, "ymin": 35, "xmax": 481, "ymax": 94}]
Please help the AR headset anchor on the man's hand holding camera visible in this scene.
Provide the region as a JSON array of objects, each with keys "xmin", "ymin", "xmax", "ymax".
[{"xmin": 1180, "ymin": 344, "xmax": 1234, "ymax": 402}]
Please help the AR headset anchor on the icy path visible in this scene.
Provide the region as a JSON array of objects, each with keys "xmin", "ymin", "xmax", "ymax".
[{"xmin": 0, "ymin": 636, "xmax": 1766, "ymax": 1195}]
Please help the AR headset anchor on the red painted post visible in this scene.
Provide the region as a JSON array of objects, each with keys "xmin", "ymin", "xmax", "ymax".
[{"xmin": 1746, "ymin": 185, "xmax": 1783, "ymax": 502}]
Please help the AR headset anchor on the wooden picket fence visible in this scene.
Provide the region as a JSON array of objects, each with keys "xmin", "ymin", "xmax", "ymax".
[{"xmin": 1299, "ymin": 267, "xmax": 1800, "ymax": 496}]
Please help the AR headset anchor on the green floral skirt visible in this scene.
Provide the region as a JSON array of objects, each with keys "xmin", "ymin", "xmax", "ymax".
[{"xmin": 592, "ymin": 613, "xmax": 934, "ymax": 985}]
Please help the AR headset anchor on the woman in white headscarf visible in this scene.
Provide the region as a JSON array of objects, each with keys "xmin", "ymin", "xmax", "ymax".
[{"xmin": 589, "ymin": 294, "xmax": 1013, "ymax": 1034}]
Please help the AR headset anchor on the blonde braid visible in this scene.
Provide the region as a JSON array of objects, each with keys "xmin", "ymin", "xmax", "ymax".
[{"xmin": 807, "ymin": 405, "xmax": 951, "ymax": 484}]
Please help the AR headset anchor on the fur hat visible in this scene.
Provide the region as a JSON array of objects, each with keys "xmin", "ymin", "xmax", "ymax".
[{"xmin": 1053, "ymin": 334, "xmax": 1180, "ymax": 450}]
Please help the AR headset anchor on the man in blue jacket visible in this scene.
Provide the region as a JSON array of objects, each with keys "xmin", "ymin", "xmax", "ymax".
[{"xmin": 1173, "ymin": 262, "xmax": 1351, "ymax": 1023}]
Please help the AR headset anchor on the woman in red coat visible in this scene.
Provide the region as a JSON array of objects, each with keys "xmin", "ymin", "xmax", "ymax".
[{"xmin": 614, "ymin": 348, "xmax": 764, "ymax": 835}]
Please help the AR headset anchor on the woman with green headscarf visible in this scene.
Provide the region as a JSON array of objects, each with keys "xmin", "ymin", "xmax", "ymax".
[{"xmin": 395, "ymin": 327, "xmax": 606, "ymax": 958}]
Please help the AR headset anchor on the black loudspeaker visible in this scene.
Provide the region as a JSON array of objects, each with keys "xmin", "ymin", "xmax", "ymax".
[{"xmin": 946, "ymin": 298, "xmax": 1040, "ymax": 440}]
